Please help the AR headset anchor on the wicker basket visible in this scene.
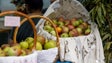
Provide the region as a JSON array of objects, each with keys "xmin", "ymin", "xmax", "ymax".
[
  {"xmin": 20, "ymin": 15, "xmax": 60, "ymax": 63},
  {"xmin": 35, "ymin": 0, "xmax": 105, "ymax": 63},
  {"xmin": 0, "ymin": 11, "xmax": 38, "ymax": 63}
]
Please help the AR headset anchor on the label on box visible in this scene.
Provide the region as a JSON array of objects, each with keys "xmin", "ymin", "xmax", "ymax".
[{"xmin": 4, "ymin": 16, "xmax": 20, "ymax": 27}]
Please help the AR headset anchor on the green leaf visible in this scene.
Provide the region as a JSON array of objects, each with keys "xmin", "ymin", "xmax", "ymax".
[
  {"xmin": 101, "ymin": 3, "xmax": 106, "ymax": 16},
  {"xmin": 102, "ymin": 34, "xmax": 111, "ymax": 41},
  {"xmin": 104, "ymin": 42, "xmax": 112, "ymax": 50}
]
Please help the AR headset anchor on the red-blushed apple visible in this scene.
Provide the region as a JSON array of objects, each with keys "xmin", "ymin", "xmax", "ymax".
[
  {"xmin": 62, "ymin": 26, "xmax": 69, "ymax": 33},
  {"xmin": 67, "ymin": 25, "xmax": 75, "ymax": 30},
  {"xmin": 60, "ymin": 33, "xmax": 69, "ymax": 37},
  {"xmin": 72, "ymin": 29, "xmax": 79, "ymax": 37},
  {"xmin": 20, "ymin": 49, "xmax": 26, "ymax": 56},
  {"xmin": 78, "ymin": 24, "xmax": 85, "ymax": 30},
  {"xmin": 1, "ymin": 44, "xmax": 10, "ymax": 49},
  {"xmin": 64, "ymin": 20, "xmax": 71, "ymax": 25},
  {"xmin": 82, "ymin": 22, "xmax": 88, "ymax": 29},
  {"xmin": 71, "ymin": 18, "xmax": 76, "ymax": 22},
  {"xmin": 37, "ymin": 34, "xmax": 46, "ymax": 45},
  {"xmin": 20, "ymin": 41, "xmax": 29, "ymax": 50},
  {"xmin": 25, "ymin": 49, "xmax": 32, "ymax": 55},
  {"xmin": 85, "ymin": 28, "xmax": 91, "ymax": 35},
  {"xmin": 58, "ymin": 17, "xmax": 64, "ymax": 22},
  {"xmin": 69, "ymin": 31, "xmax": 75, "ymax": 37},
  {"xmin": 76, "ymin": 27, "xmax": 83, "ymax": 35}
]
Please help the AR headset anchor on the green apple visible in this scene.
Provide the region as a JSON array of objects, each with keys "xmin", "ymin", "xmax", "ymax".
[
  {"xmin": 85, "ymin": 28, "xmax": 91, "ymax": 35},
  {"xmin": 3, "ymin": 46, "xmax": 10, "ymax": 53},
  {"xmin": 35, "ymin": 42, "xmax": 43, "ymax": 50},
  {"xmin": 72, "ymin": 21, "xmax": 80, "ymax": 27},
  {"xmin": 20, "ymin": 41, "xmax": 29, "ymax": 50},
  {"xmin": 53, "ymin": 19, "xmax": 58, "ymax": 24},
  {"xmin": 44, "ymin": 40, "xmax": 56, "ymax": 50},
  {"xmin": 44, "ymin": 25, "xmax": 53, "ymax": 32},
  {"xmin": 61, "ymin": 33, "xmax": 69, "ymax": 37},
  {"xmin": 78, "ymin": 19, "xmax": 83, "ymax": 24},
  {"xmin": 50, "ymin": 30, "xmax": 56, "ymax": 36},
  {"xmin": 58, "ymin": 21, "xmax": 64, "ymax": 27},
  {"xmin": 7, "ymin": 46, "xmax": 22, "ymax": 56},
  {"xmin": 0, "ymin": 49, "xmax": 6, "ymax": 56},
  {"xmin": 76, "ymin": 27, "xmax": 83, "ymax": 35},
  {"xmin": 25, "ymin": 37, "xmax": 34, "ymax": 44}
]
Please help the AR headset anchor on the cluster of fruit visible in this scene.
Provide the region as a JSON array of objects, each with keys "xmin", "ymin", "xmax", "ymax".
[
  {"xmin": 0, "ymin": 35, "xmax": 57, "ymax": 57},
  {"xmin": 44, "ymin": 17, "xmax": 91, "ymax": 37}
]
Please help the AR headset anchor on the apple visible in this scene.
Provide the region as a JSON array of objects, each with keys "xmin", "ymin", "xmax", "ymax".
[
  {"xmin": 50, "ymin": 30, "xmax": 56, "ymax": 36},
  {"xmin": 7, "ymin": 46, "xmax": 21, "ymax": 56},
  {"xmin": 62, "ymin": 26, "xmax": 69, "ymax": 33},
  {"xmin": 85, "ymin": 28, "xmax": 91, "ymax": 35},
  {"xmin": 76, "ymin": 27, "xmax": 83, "ymax": 35},
  {"xmin": 44, "ymin": 40, "xmax": 56, "ymax": 50},
  {"xmin": 25, "ymin": 37, "xmax": 34, "ymax": 44},
  {"xmin": 1, "ymin": 44, "xmax": 10, "ymax": 49},
  {"xmin": 58, "ymin": 17, "xmax": 64, "ymax": 22},
  {"xmin": 72, "ymin": 29, "xmax": 79, "ymax": 37},
  {"xmin": 82, "ymin": 22, "xmax": 88, "ymax": 29},
  {"xmin": 3, "ymin": 46, "xmax": 11, "ymax": 53},
  {"xmin": 71, "ymin": 18, "xmax": 76, "ymax": 22},
  {"xmin": 44, "ymin": 25, "xmax": 53, "ymax": 32},
  {"xmin": 35, "ymin": 42, "xmax": 43, "ymax": 50},
  {"xmin": 52, "ymin": 19, "xmax": 58, "ymax": 24},
  {"xmin": 72, "ymin": 21, "xmax": 80, "ymax": 27},
  {"xmin": 78, "ymin": 24, "xmax": 85, "ymax": 30},
  {"xmin": 58, "ymin": 21, "xmax": 64, "ymax": 27},
  {"xmin": 69, "ymin": 31, "xmax": 75, "ymax": 37},
  {"xmin": 25, "ymin": 49, "xmax": 32, "ymax": 55},
  {"xmin": 56, "ymin": 27, "xmax": 62, "ymax": 34},
  {"xmin": 44, "ymin": 21, "xmax": 51, "ymax": 26},
  {"xmin": 61, "ymin": 33, "xmax": 69, "ymax": 37},
  {"xmin": 37, "ymin": 35, "xmax": 46, "ymax": 45},
  {"xmin": 0, "ymin": 49, "xmax": 6, "ymax": 56},
  {"xmin": 29, "ymin": 43, "xmax": 33, "ymax": 50},
  {"xmin": 20, "ymin": 41, "xmax": 29, "ymax": 50},
  {"xmin": 78, "ymin": 19, "xmax": 83, "ymax": 24},
  {"xmin": 64, "ymin": 20, "xmax": 70, "ymax": 25},
  {"xmin": 67, "ymin": 25, "xmax": 75, "ymax": 30},
  {"xmin": 20, "ymin": 49, "xmax": 26, "ymax": 56}
]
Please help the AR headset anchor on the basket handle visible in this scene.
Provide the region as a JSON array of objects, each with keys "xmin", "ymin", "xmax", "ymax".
[
  {"xmin": 19, "ymin": 15, "xmax": 60, "ymax": 49},
  {"xmin": 0, "ymin": 11, "xmax": 37, "ymax": 50}
]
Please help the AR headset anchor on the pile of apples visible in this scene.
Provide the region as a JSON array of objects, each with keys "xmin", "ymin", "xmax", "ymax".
[
  {"xmin": 44, "ymin": 17, "xmax": 91, "ymax": 37},
  {"xmin": 0, "ymin": 35, "xmax": 57, "ymax": 57}
]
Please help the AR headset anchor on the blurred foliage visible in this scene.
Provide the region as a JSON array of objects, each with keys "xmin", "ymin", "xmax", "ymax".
[{"xmin": 80, "ymin": 0, "xmax": 112, "ymax": 63}]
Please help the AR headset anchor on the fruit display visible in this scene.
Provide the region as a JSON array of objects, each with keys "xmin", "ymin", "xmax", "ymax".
[
  {"xmin": 44, "ymin": 17, "xmax": 91, "ymax": 37},
  {"xmin": 0, "ymin": 35, "xmax": 57, "ymax": 57}
]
